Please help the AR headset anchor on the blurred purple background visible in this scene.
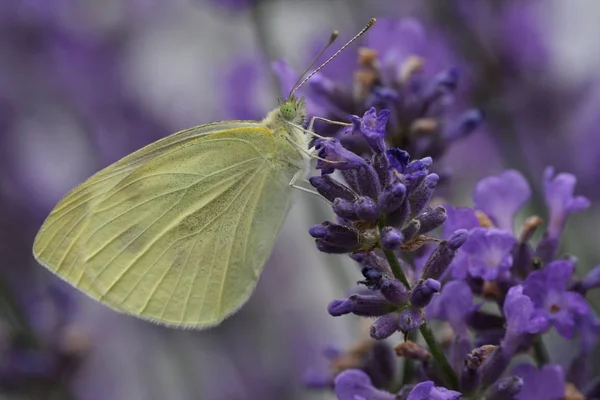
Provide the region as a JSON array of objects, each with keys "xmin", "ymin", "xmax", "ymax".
[{"xmin": 1, "ymin": 0, "xmax": 599, "ymax": 399}]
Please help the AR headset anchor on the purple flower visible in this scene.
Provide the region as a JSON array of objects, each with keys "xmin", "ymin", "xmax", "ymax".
[
  {"xmin": 511, "ymin": 364, "xmax": 565, "ymax": 400},
  {"xmin": 459, "ymin": 228, "xmax": 515, "ymax": 281},
  {"xmin": 334, "ymin": 369, "xmax": 396, "ymax": 400},
  {"xmin": 502, "ymin": 285, "xmax": 550, "ymax": 354},
  {"xmin": 543, "ymin": 167, "xmax": 590, "ymax": 239},
  {"xmin": 522, "ymin": 259, "xmax": 589, "ymax": 339},
  {"xmin": 406, "ymin": 380, "xmax": 461, "ymax": 400},
  {"xmin": 347, "ymin": 107, "xmax": 390, "ymax": 153},
  {"xmin": 426, "ymin": 280, "xmax": 476, "ymax": 337},
  {"xmin": 473, "ymin": 170, "xmax": 531, "ymax": 232},
  {"xmin": 334, "ymin": 370, "xmax": 462, "ymax": 400}
]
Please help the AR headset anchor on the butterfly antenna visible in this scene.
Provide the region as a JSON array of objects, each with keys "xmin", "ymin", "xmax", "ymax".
[
  {"xmin": 289, "ymin": 30, "xmax": 339, "ymax": 96},
  {"xmin": 289, "ymin": 18, "xmax": 376, "ymax": 99}
]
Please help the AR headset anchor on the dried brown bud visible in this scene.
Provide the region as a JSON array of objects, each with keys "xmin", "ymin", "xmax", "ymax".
[{"xmin": 394, "ymin": 341, "xmax": 431, "ymax": 361}]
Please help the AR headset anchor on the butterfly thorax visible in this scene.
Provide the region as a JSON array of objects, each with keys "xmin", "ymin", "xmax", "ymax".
[{"xmin": 262, "ymin": 96, "xmax": 310, "ymax": 169}]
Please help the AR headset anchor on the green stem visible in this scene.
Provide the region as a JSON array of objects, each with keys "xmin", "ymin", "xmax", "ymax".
[
  {"xmin": 419, "ymin": 322, "xmax": 459, "ymax": 390},
  {"xmin": 378, "ymin": 221, "xmax": 410, "ymax": 289},
  {"xmin": 533, "ymin": 335, "xmax": 550, "ymax": 366}
]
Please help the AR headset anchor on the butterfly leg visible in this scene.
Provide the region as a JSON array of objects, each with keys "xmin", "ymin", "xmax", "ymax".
[
  {"xmin": 285, "ymin": 137, "xmax": 344, "ymax": 164},
  {"xmin": 289, "ymin": 169, "xmax": 330, "ymax": 201},
  {"xmin": 307, "ymin": 116, "xmax": 352, "ymax": 133}
]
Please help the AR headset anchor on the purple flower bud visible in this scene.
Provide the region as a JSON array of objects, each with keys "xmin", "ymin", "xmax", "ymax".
[
  {"xmin": 408, "ymin": 173, "xmax": 438, "ymax": 217},
  {"xmin": 416, "ymin": 205, "xmax": 447, "ymax": 235},
  {"xmin": 315, "ymin": 138, "xmax": 367, "ymax": 174},
  {"xmin": 427, "ymin": 67, "xmax": 459, "ymax": 100},
  {"xmin": 333, "ymin": 198, "xmax": 359, "ymax": 220},
  {"xmin": 399, "ymin": 307, "xmax": 422, "ymax": 334},
  {"xmin": 401, "ymin": 219, "xmax": 421, "ymax": 241},
  {"xmin": 341, "ymin": 169, "xmax": 361, "ymax": 193},
  {"xmin": 358, "ymin": 266, "xmax": 383, "ymax": 290},
  {"xmin": 311, "ymin": 222, "xmax": 367, "ymax": 254},
  {"xmin": 448, "ymin": 108, "xmax": 484, "ymax": 141},
  {"xmin": 386, "ymin": 148, "xmax": 410, "ymax": 172},
  {"xmin": 410, "ymin": 279, "xmax": 441, "ymax": 308},
  {"xmin": 380, "ymin": 277, "xmax": 409, "ymax": 305},
  {"xmin": 378, "ymin": 184, "xmax": 407, "ymax": 214},
  {"xmin": 309, "ymin": 175, "xmax": 356, "ymax": 202},
  {"xmin": 356, "ymin": 164, "xmax": 381, "ymax": 200},
  {"xmin": 351, "ymin": 252, "xmax": 392, "ymax": 275},
  {"xmin": 387, "ymin": 198, "xmax": 411, "ymax": 227},
  {"xmin": 315, "ymin": 241, "xmax": 352, "ymax": 254},
  {"xmin": 380, "ymin": 227, "xmax": 403, "ymax": 250},
  {"xmin": 405, "ymin": 157, "xmax": 433, "ymax": 176},
  {"xmin": 466, "ymin": 310, "xmax": 505, "ymax": 331},
  {"xmin": 420, "ymin": 229, "xmax": 467, "ymax": 280},
  {"xmin": 354, "ymin": 196, "xmax": 379, "ymax": 220},
  {"xmin": 511, "ymin": 241, "xmax": 534, "ymax": 278},
  {"xmin": 368, "ymin": 87, "xmax": 400, "ymax": 108},
  {"xmin": 582, "ymin": 265, "xmax": 600, "ymax": 291},
  {"xmin": 363, "ymin": 341, "xmax": 397, "ymax": 389},
  {"xmin": 484, "ymin": 376, "xmax": 523, "ymax": 400},
  {"xmin": 309, "ymin": 224, "xmax": 328, "ymax": 238},
  {"xmin": 480, "ymin": 346, "xmax": 509, "ymax": 388},
  {"xmin": 372, "ymin": 152, "xmax": 391, "ymax": 188},
  {"xmin": 327, "ymin": 294, "xmax": 395, "ymax": 317},
  {"xmin": 535, "ymin": 235, "xmax": 559, "ymax": 264},
  {"xmin": 370, "ymin": 312, "xmax": 400, "ymax": 340},
  {"xmin": 460, "ymin": 365, "xmax": 480, "ymax": 396}
]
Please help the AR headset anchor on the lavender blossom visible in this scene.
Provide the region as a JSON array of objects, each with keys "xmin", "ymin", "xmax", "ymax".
[
  {"xmin": 274, "ymin": 18, "xmax": 483, "ymax": 167},
  {"xmin": 522, "ymin": 259, "xmax": 590, "ymax": 339}
]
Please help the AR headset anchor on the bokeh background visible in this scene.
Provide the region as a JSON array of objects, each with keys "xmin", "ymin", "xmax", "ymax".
[{"xmin": 1, "ymin": 0, "xmax": 600, "ymax": 398}]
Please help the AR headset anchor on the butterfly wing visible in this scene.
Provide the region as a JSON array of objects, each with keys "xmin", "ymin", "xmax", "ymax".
[{"xmin": 34, "ymin": 122, "xmax": 298, "ymax": 328}]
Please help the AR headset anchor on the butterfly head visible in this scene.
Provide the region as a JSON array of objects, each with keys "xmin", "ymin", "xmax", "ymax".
[{"xmin": 279, "ymin": 96, "xmax": 307, "ymax": 127}]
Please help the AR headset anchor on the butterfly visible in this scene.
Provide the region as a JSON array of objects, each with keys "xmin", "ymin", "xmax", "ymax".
[{"xmin": 33, "ymin": 18, "xmax": 376, "ymax": 329}]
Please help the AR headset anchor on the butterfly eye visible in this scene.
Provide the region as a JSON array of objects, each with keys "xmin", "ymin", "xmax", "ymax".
[{"xmin": 280, "ymin": 103, "xmax": 297, "ymax": 121}]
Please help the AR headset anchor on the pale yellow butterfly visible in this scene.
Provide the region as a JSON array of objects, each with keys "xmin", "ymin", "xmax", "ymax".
[{"xmin": 32, "ymin": 18, "xmax": 376, "ymax": 329}]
